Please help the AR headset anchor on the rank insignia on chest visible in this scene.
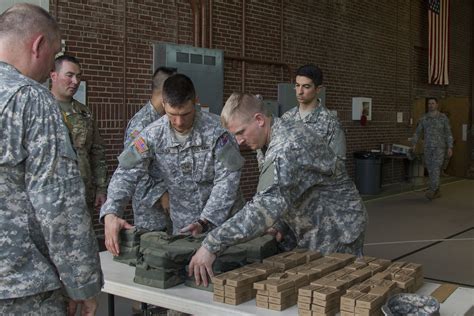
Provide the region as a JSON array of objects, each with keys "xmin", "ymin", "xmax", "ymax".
[
  {"xmin": 130, "ymin": 130, "xmax": 140, "ymax": 139},
  {"xmin": 134, "ymin": 137, "xmax": 149, "ymax": 153}
]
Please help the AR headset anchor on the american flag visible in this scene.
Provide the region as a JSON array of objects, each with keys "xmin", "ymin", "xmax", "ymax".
[{"xmin": 428, "ymin": 0, "xmax": 450, "ymax": 85}]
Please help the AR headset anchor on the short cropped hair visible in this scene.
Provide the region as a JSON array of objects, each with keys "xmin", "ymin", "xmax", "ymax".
[
  {"xmin": 426, "ymin": 97, "xmax": 438, "ymax": 103},
  {"xmin": 162, "ymin": 74, "xmax": 196, "ymax": 107},
  {"xmin": 296, "ymin": 64, "xmax": 323, "ymax": 86},
  {"xmin": 54, "ymin": 54, "xmax": 81, "ymax": 72},
  {"xmin": 152, "ymin": 67, "xmax": 177, "ymax": 92},
  {"xmin": 0, "ymin": 3, "xmax": 59, "ymax": 43},
  {"xmin": 221, "ymin": 92, "xmax": 266, "ymax": 128}
]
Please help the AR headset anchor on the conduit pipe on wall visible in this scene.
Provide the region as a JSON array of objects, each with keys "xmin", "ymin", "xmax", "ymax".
[
  {"xmin": 241, "ymin": 0, "xmax": 246, "ymax": 92},
  {"xmin": 201, "ymin": 0, "xmax": 208, "ymax": 48},
  {"xmin": 190, "ymin": 0, "xmax": 201, "ymax": 47}
]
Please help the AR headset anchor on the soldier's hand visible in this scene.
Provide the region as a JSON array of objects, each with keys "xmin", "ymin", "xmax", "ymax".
[
  {"xmin": 447, "ymin": 148, "xmax": 453, "ymax": 157},
  {"xmin": 180, "ymin": 222, "xmax": 202, "ymax": 236},
  {"xmin": 67, "ymin": 297, "xmax": 97, "ymax": 316},
  {"xmin": 266, "ymin": 227, "xmax": 284, "ymax": 242},
  {"xmin": 104, "ymin": 214, "xmax": 133, "ymax": 256},
  {"xmin": 160, "ymin": 191, "xmax": 170, "ymax": 215},
  {"xmin": 188, "ymin": 246, "xmax": 216, "ymax": 287},
  {"xmin": 95, "ymin": 193, "xmax": 107, "ymax": 209}
]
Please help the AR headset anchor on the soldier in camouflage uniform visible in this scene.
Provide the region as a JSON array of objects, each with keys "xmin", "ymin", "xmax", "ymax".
[
  {"xmin": 281, "ymin": 64, "xmax": 346, "ymax": 160},
  {"xmin": 0, "ymin": 4, "xmax": 102, "ymax": 314},
  {"xmin": 124, "ymin": 66, "xmax": 176, "ymax": 232},
  {"xmin": 411, "ymin": 97, "xmax": 453, "ymax": 200},
  {"xmin": 189, "ymin": 93, "xmax": 367, "ymax": 286},
  {"xmin": 50, "ymin": 54, "xmax": 108, "ymax": 214},
  {"xmin": 101, "ymin": 74, "xmax": 244, "ymax": 256}
]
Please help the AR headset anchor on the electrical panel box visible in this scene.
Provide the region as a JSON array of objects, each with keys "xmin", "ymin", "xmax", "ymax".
[{"xmin": 153, "ymin": 42, "xmax": 224, "ymax": 114}]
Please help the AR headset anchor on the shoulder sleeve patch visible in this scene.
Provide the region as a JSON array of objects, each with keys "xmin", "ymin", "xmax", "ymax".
[
  {"xmin": 216, "ymin": 134, "xmax": 244, "ymax": 172},
  {"xmin": 130, "ymin": 129, "xmax": 140, "ymax": 140},
  {"xmin": 118, "ymin": 137, "xmax": 149, "ymax": 169},
  {"xmin": 133, "ymin": 136, "xmax": 149, "ymax": 153}
]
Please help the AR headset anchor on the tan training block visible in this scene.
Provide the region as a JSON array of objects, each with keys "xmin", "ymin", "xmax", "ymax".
[
  {"xmin": 311, "ymin": 303, "xmax": 337, "ymax": 313},
  {"xmin": 392, "ymin": 275, "xmax": 415, "ymax": 290},
  {"xmin": 256, "ymin": 294, "xmax": 268, "ymax": 303},
  {"xmin": 368, "ymin": 259, "xmax": 391, "ymax": 269},
  {"xmin": 387, "ymin": 261, "xmax": 406, "ymax": 269},
  {"xmin": 225, "ymin": 289, "xmax": 256, "ymax": 299},
  {"xmin": 341, "ymin": 291, "xmax": 365, "ymax": 308},
  {"xmin": 298, "ymin": 295, "xmax": 312, "ymax": 304},
  {"xmin": 213, "ymin": 288, "xmax": 225, "ymax": 297},
  {"xmin": 274, "ymin": 258, "xmax": 299, "ymax": 270},
  {"xmin": 224, "ymin": 284, "xmax": 253, "ymax": 294},
  {"xmin": 371, "ymin": 271, "xmax": 391, "ymax": 281},
  {"xmin": 269, "ymin": 293, "xmax": 297, "ymax": 306},
  {"xmin": 368, "ymin": 286, "xmax": 391, "ymax": 299},
  {"xmin": 257, "ymin": 289, "xmax": 269, "ymax": 296},
  {"xmin": 340, "ymin": 311, "xmax": 355, "ymax": 316},
  {"xmin": 298, "ymin": 309, "xmax": 312, "ymax": 316},
  {"xmin": 356, "ymin": 294, "xmax": 384, "ymax": 309},
  {"xmin": 346, "ymin": 283, "xmax": 371, "ymax": 294},
  {"xmin": 354, "ymin": 306, "xmax": 383, "ymax": 316},
  {"xmin": 299, "ymin": 284, "xmax": 321, "ymax": 297},
  {"xmin": 269, "ymin": 286, "xmax": 295, "ymax": 299},
  {"xmin": 268, "ymin": 272, "xmax": 288, "ymax": 280},
  {"xmin": 213, "ymin": 284, "xmax": 225, "ymax": 291},
  {"xmin": 345, "ymin": 262, "xmax": 368, "ymax": 271},
  {"xmin": 256, "ymin": 300, "xmax": 269, "ymax": 309},
  {"xmin": 225, "ymin": 274, "xmax": 255, "ymax": 287},
  {"xmin": 213, "ymin": 294, "xmax": 224, "ymax": 303},
  {"xmin": 325, "ymin": 252, "xmax": 356, "ymax": 265},
  {"xmin": 326, "ymin": 279, "xmax": 350, "ymax": 291},
  {"xmin": 402, "ymin": 263, "xmax": 423, "ymax": 274},
  {"xmin": 312, "ymin": 287, "xmax": 341, "ymax": 301},
  {"xmin": 265, "ymin": 278, "xmax": 295, "ymax": 292},
  {"xmin": 224, "ymin": 291, "xmax": 253, "ymax": 305},
  {"xmin": 312, "ymin": 296, "xmax": 340, "ymax": 307},
  {"xmin": 253, "ymin": 279, "xmax": 270, "ymax": 291},
  {"xmin": 298, "ymin": 301, "xmax": 312, "ymax": 310}
]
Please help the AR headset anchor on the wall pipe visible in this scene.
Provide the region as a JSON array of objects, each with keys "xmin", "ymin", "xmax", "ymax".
[
  {"xmin": 190, "ymin": 0, "xmax": 201, "ymax": 47},
  {"xmin": 241, "ymin": 0, "xmax": 246, "ymax": 92},
  {"xmin": 209, "ymin": 0, "xmax": 213, "ymax": 48},
  {"xmin": 122, "ymin": 0, "xmax": 128, "ymax": 130},
  {"xmin": 201, "ymin": 0, "xmax": 208, "ymax": 48}
]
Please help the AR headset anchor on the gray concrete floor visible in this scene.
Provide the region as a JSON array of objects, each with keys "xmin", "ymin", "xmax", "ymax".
[{"xmin": 97, "ymin": 178, "xmax": 474, "ymax": 315}]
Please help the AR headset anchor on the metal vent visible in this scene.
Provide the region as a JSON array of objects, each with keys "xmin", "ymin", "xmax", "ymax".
[
  {"xmin": 176, "ymin": 52, "xmax": 189, "ymax": 63},
  {"xmin": 204, "ymin": 55, "xmax": 216, "ymax": 66},
  {"xmin": 190, "ymin": 53, "xmax": 203, "ymax": 64}
]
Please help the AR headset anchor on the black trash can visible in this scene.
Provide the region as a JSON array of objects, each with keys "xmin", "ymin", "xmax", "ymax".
[{"xmin": 353, "ymin": 151, "xmax": 382, "ymax": 195}]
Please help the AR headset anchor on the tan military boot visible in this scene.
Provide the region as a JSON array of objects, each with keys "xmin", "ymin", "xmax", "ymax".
[
  {"xmin": 433, "ymin": 190, "xmax": 441, "ymax": 199},
  {"xmin": 425, "ymin": 190, "xmax": 435, "ymax": 200}
]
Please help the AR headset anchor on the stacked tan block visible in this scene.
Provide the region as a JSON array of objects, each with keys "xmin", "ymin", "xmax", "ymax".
[
  {"xmin": 254, "ymin": 272, "xmax": 309, "ymax": 311},
  {"xmin": 339, "ymin": 261, "xmax": 424, "ymax": 316},
  {"xmin": 296, "ymin": 255, "xmax": 394, "ymax": 316},
  {"xmin": 211, "ymin": 263, "xmax": 277, "ymax": 305}
]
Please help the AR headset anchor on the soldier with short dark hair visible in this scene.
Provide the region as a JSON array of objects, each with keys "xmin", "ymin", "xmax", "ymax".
[
  {"xmin": 123, "ymin": 66, "xmax": 176, "ymax": 232},
  {"xmin": 411, "ymin": 97, "xmax": 453, "ymax": 199},
  {"xmin": 0, "ymin": 3, "xmax": 102, "ymax": 314},
  {"xmin": 101, "ymin": 74, "xmax": 244, "ymax": 256},
  {"xmin": 188, "ymin": 92, "xmax": 367, "ymax": 286}
]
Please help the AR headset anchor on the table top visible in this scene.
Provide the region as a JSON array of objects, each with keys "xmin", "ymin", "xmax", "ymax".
[{"xmin": 100, "ymin": 251, "xmax": 474, "ymax": 316}]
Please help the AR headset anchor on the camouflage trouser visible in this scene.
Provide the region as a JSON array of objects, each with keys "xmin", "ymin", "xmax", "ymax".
[
  {"xmin": 424, "ymin": 147, "xmax": 445, "ymax": 192},
  {"xmin": 0, "ymin": 289, "xmax": 66, "ymax": 316}
]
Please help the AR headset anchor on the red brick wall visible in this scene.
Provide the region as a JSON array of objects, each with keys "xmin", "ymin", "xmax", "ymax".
[{"xmin": 49, "ymin": 0, "xmax": 472, "ymax": 236}]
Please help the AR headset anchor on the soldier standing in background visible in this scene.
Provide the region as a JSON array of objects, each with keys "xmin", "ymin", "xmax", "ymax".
[
  {"xmin": 0, "ymin": 4, "xmax": 102, "ymax": 314},
  {"xmin": 50, "ymin": 55, "xmax": 108, "ymax": 213},
  {"xmin": 188, "ymin": 93, "xmax": 367, "ymax": 286},
  {"xmin": 411, "ymin": 97, "xmax": 453, "ymax": 200},
  {"xmin": 124, "ymin": 66, "xmax": 176, "ymax": 232},
  {"xmin": 282, "ymin": 64, "xmax": 346, "ymax": 161}
]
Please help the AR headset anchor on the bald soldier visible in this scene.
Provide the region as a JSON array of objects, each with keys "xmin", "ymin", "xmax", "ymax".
[
  {"xmin": 189, "ymin": 93, "xmax": 367, "ymax": 286},
  {"xmin": 0, "ymin": 3, "xmax": 102, "ymax": 315}
]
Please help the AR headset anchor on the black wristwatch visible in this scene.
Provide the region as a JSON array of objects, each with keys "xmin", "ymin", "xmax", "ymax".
[{"xmin": 197, "ymin": 219, "xmax": 209, "ymax": 233}]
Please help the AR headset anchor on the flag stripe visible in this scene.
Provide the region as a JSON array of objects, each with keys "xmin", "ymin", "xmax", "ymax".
[{"xmin": 428, "ymin": 0, "xmax": 449, "ymax": 85}]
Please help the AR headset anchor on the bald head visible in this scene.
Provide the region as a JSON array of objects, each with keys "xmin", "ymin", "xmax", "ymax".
[
  {"xmin": 0, "ymin": 4, "xmax": 61, "ymax": 82},
  {"xmin": 0, "ymin": 3, "xmax": 59, "ymax": 43}
]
